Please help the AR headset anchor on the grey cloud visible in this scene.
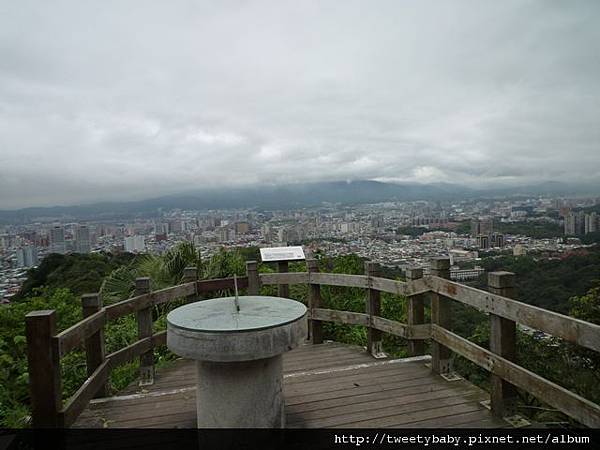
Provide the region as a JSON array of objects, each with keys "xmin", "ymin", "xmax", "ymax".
[{"xmin": 1, "ymin": 0, "xmax": 599, "ymax": 208}]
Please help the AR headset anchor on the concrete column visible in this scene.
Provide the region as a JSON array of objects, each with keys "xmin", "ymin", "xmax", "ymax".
[{"xmin": 196, "ymin": 355, "xmax": 284, "ymax": 428}]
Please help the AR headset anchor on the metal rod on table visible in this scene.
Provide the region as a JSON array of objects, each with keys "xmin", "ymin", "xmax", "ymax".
[{"xmin": 233, "ymin": 274, "xmax": 240, "ymax": 312}]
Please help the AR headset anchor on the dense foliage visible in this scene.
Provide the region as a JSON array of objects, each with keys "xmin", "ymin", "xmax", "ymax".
[
  {"xmin": 16, "ymin": 252, "xmax": 136, "ymax": 300},
  {"xmin": 494, "ymin": 220, "xmax": 563, "ymax": 239},
  {"xmin": 476, "ymin": 248, "xmax": 600, "ymax": 313}
]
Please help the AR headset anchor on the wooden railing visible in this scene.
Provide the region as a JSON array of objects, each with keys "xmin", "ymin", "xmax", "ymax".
[{"xmin": 25, "ymin": 258, "xmax": 600, "ymax": 428}]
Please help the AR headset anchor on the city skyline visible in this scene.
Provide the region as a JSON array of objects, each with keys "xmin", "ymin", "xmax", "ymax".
[{"xmin": 1, "ymin": 1, "xmax": 600, "ymax": 209}]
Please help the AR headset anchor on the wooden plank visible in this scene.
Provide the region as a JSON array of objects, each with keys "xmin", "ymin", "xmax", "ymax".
[
  {"xmin": 57, "ymin": 309, "xmax": 106, "ymax": 357},
  {"xmin": 195, "ymin": 276, "xmax": 248, "ymax": 293},
  {"xmin": 285, "ymin": 367, "xmax": 431, "ymax": 397},
  {"xmin": 277, "ymin": 261, "xmax": 290, "ymax": 298},
  {"xmin": 370, "ymin": 276, "xmax": 406, "ymax": 296},
  {"xmin": 135, "ymin": 278, "xmax": 154, "ymax": 386},
  {"xmin": 104, "ymin": 410, "xmax": 196, "ymax": 428},
  {"xmin": 431, "ymin": 325, "xmax": 600, "ymax": 428},
  {"xmin": 309, "ymin": 273, "xmax": 369, "ymax": 289},
  {"xmin": 246, "ymin": 261, "xmax": 260, "ymax": 295},
  {"xmin": 287, "ymin": 385, "xmax": 482, "ymax": 424},
  {"xmin": 403, "ymin": 277, "xmax": 431, "ymax": 297},
  {"xmin": 105, "ymin": 293, "xmax": 153, "ymax": 321},
  {"xmin": 307, "ymin": 259, "xmax": 323, "ymax": 344},
  {"xmin": 292, "ymin": 391, "xmax": 485, "ymax": 428},
  {"xmin": 406, "ymin": 267, "xmax": 425, "ymax": 356},
  {"xmin": 153, "ymin": 330, "xmax": 167, "ymax": 346},
  {"xmin": 285, "ymin": 345, "xmax": 367, "ymax": 363},
  {"xmin": 403, "ymin": 410, "xmax": 500, "ymax": 428},
  {"xmin": 286, "ymin": 360, "xmax": 429, "ymax": 385},
  {"xmin": 330, "ymin": 397, "xmax": 486, "ymax": 428},
  {"xmin": 284, "ymin": 354, "xmax": 375, "ymax": 373},
  {"xmin": 488, "ymin": 272, "xmax": 518, "ymax": 418},
  {"xmin": 370, "ymin": 316, "xmax": 431, "ymax": 340},
  {"xmin": 259, "ymin": 272, "xmax": 309, "ymax": 285},
  {"xmin": 285, "ymin": 375, "xmax": 439, "ymax": 407},
  {"xmin": 61, "ymin": 360, "xmax": 111, "ymax": 427},
  {"xmin": 25, "ymin": 310, "xmax": 63, "ymax": 428},
  {"xmin": 287, "ymin": 380, "xmax": 458, "ymax": 414},
  {"xmin": 366, "ymin": 262, "xmax": 383, "ymax": 356},
  {"xmin": 429, "ymin": 258, "xmax": 452, "ymax": 374},
  {"xmin": 428, "ymin": 276, "xmax": 600, "ymax": 353},
  {"xmin": 81, "ymin": 293, "xmax": 108, "ymax": 398},
  {"xmin": 107, "ymin": 338, "xmax": 152, "ymax": 369},
  {"xmin": 150, "ymin": 283, "xmax": 196, "ymax": 306},
  {"xmin": 310, "ymin": 308, "xmax": 369, "ymax": 326}
]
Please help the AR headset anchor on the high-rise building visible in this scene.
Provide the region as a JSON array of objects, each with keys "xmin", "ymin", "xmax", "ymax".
[
  {"xmin": 16, "ymin": 245, "xmax": 38, "ymax": 268},
  {"xmin": 584, "ymin": 212, "xmax": 598, "ymax": 234},
  {"xmin": 74, "ymin": 225, "xmax": 91, "ymax": 253},
  {"xmin": 476, "ymin": 235, "xmax": 489, "ymax": 249},
  {"xmin": 471, "ymin": 219, "xmax": 493, "ymax": 238},
  {"xmin": 217, "ymin": 227, "xmax": 233, "ymax": 243},
  {"xmin": 50, "ymin": 225, "xmax": 66, "ymax": 254},
  {"xmin": 124, "ymin": 235, "xmax": 145, "ymax": 253},
  {"xmin": 235, "ymin": 222, "xmax": 250, "ymax": 235},
  {"xmin": 490, "ymin": 232, "xmax": 505, "ymax": 248},
  {"xmin": 564, "ymin": 211, "xmax": 585, "ymax": 235}
]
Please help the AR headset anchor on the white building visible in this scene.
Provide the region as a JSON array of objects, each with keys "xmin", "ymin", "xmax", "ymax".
[
  {"xmin": 124, "ymin": 235, "xmax": 145, "ymax": 253},
  {"xmin": 50, "ymin": 225, "xmax": 66, "ymax": 254},
  {"xmin": 16, "ymin": 245, "xmax": 38, "ymax": 268},
  {"xmin": 75, "ymin": 225, "xmax": 91, "ymax": 253}
]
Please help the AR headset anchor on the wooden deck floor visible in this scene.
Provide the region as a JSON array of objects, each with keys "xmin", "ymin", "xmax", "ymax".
[{"xmin": 74, "ymin": 342, "xmax": 508, "ymax": 428}]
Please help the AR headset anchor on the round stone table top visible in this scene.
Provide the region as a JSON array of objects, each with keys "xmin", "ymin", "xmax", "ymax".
[
  {"xmin": 167, "ymin": 295, "xmax": 307, "ymax": 333},
  {"xmin": 166, "ymin": 296, "xmax": 308, "ymax": 362}
]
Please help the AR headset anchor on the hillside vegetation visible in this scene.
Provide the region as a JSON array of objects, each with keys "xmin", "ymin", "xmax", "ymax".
[{"xmin": 1, "ymin": 246, "xmax": 599, "ymax": 428}]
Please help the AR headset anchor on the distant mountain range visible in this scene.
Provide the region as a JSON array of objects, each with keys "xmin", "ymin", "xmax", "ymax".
[{"xmin": 1, "ymin": 180, "xmax": 599, "ymax": 224}]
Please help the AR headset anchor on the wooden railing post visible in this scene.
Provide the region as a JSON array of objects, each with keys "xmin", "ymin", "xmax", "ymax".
[
  {"xmin": 81, "ymin": 293, "xmax": 108, "ymax": 398},
  {"xmin": 277, "ymin": 261, "xmax": 289, "ymax": 298},
  {"xmin": 182, "ymin": 266, "xmax": 197, "ymax": 283},
  {"xmin": 246, "ymin": 261, "xmax": 260, "ymax": 295},
  {"xmin": 25, "ymin": 310, "xmax": 63, "ymax": 427},
  {"xmin": 135, "ymin": 277, "xmax": 154, "ymax": 386},
  {"xmin": 430, "ymin": 257, "xmax": 452, "ymax": 374},
  {"xmin": 406, "ymin": 267, "xmax": 425, "ymax": 356},
  {"xmin": 488, "ymin": 271, "xmax": 518, "ymax": 418},
  {"xmin": 307, "ymin": 259, "xmax": 323, "ymax": 344},
  {"xmin": 182, "ymin": 266, "xmax": 198, "ymax": 301},
  {"xmin": 366, "ymin": 261, "xmax": 385, "ymax": 358}
]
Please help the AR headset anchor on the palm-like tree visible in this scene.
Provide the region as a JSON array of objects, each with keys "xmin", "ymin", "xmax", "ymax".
[{"xmin": 100, "ymin": 242, "xmax": 204, "ymax": 303}]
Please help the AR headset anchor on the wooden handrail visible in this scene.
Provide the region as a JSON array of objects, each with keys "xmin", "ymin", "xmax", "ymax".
[
  {"xmin": 25, "ymin": 260, "xmax": 600, "ymax": 429},
  {"xmin": 60, "ymin": 360, "xmax": 111, "ymax": 427},
  {"xmin": 431, "ymin": 325, "xmax": 600, "ymax": 428},
  {"xmin": 56, "ymin": 309, "xmax": 106, "ymax": 357},
  {"xmin": 427, "ymin": 275, "xmax": 600, "ymax": 353}
]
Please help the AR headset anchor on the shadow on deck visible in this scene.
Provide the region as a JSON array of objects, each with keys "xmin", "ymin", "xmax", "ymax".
[{"xmin": 75, "ymin": 342, "xmax": 508, "ymax": 429}]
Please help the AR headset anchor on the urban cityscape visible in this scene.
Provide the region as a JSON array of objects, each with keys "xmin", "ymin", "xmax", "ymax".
[
  {"xmin": 1, "ymin": 1, "xmax": 600, "ymax": 437},
  {"xmin": 2, "ymin": 193, "xmax": 599, "ymax": 304}
]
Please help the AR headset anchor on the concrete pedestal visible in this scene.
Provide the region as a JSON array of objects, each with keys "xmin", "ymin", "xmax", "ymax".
[
  {"xmin": 196, "ymin": 356, "xmax": 284, "ymax": 428},
  {"xmin": 166, "ymin": 296, "xmax": 307, "ymax": 428}
]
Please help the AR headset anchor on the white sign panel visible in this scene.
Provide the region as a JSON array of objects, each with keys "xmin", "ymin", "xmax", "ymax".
[{"xmin": 260, "ymin": 246, "xmax": 306, "ymax": 262}]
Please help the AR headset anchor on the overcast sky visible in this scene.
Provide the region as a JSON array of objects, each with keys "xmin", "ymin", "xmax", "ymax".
[{"xmin": 1, "ymin": 1, "xmax": 599, "ymax": 209}]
